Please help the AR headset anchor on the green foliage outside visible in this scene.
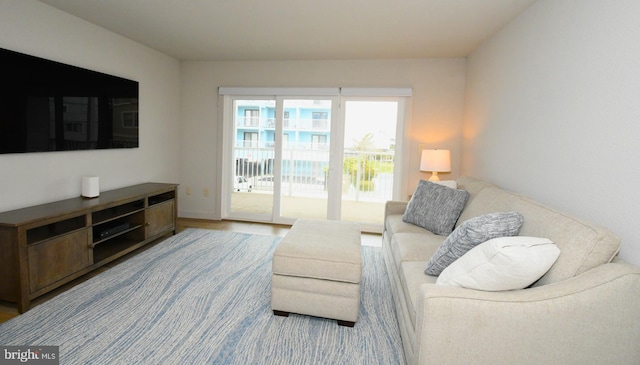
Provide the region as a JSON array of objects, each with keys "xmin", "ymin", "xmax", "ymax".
[
  {"xmin": 344, "ymin": 157, "xmax": 375, "ymax": 191},
  {"xmin": 376, "ymin": 160, "xmax": 394, "ymax": 174},
  {"xmin": 328, "ymin": 133, "xmax": 395, "ymax": 191}
]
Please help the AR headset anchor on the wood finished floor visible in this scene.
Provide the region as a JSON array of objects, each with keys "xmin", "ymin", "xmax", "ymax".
[{"xmin": 0, "ymin": 218, "xmax": 381, "ymax": 323}]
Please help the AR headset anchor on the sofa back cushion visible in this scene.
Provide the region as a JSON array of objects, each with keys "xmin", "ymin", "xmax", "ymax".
[
  {"xmin": 455, "ymin": 177, "xmax": 620, "ymax": 286},
  {"xmin": 456, "ymin": 175, "xmax": 493, "ymax": 199}
]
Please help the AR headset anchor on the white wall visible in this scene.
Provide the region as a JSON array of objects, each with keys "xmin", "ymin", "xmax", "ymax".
[
  {"xmin": 180, "ymin": 59, "xmax": 466, "ymax": 219},
  {"xmin": 0, "ymin": 1, "xmax": 181, "ymax": 212},
  {"xmin": 462, "ymin": 0, "xmax": 640, "ymax": 265}
]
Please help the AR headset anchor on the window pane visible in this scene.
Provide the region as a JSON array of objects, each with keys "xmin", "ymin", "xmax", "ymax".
[
  {"xmin": 231, "ymin": 99, "xmax": 275, "ymax": 216},
  {"xmin": 279, "ymin": 99, "xmax": 331, "ymax": 220}
]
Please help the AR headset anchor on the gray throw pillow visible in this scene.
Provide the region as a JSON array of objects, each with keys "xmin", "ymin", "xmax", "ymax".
[
  {"xmin": 402, "ymin": 180, "xmax": 470, "ymax": 236},
  {"xmin": 424, "ymin": 211, "xmax": 525, "ymax": 276}
]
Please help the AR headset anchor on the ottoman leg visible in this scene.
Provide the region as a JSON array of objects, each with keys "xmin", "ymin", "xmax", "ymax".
[
  {"xmin": 337, "ymin": 320, "xmax": 355, "ymax": 327},
  {"xmin": 273, "ymin": 310, "xmax": 290, "ymax": 317}
]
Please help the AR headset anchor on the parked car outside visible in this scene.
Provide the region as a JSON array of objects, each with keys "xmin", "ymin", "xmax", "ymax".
[{"xmin": 234, "ymin": 176, "xmax": 252, "ymax": 192}]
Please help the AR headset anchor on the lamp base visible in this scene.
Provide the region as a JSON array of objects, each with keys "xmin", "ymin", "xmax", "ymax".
[{"xmin": 428, "ymin": 172, "xmax": 440, "ymax": 181}]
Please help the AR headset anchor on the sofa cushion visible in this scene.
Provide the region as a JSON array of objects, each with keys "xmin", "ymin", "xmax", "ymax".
[
  {"xmin": 386, "ymin": 214, "xmax": 432, "ymax": 236},
  {"xmin": 391, "ymin": 233, "xmax": 444, "ymax": 270},
  {"xmin": 455, "ymin": 182, "xmax": 621, "ymax": 286},
  {"xmin": 433, "ymin": 180, "xmax": 457, "ymax": 189},
  {"xmin": 455, "ymin": 176, "xmax": 493, "ymax": 205},
  {"xmin": 400, "ymin": 261, "xmax": 436, "ymax": 327},
  {"xmin": 402, "ymin": 180, "xmax": 469, "ymax": 236},
  {"xmin": 424, "ymin": 211, "xmax": 524, "ymax": 276},
  {"xmin": 436, "ymin": 236, "xmax": 560, "ymax": 291}
]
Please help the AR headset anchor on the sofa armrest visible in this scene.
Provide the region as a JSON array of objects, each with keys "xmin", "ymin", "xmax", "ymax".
[
  {"xmin": 414, "ymin": 262, "xmax": 640, "ymax": 365},
  {"xmin": 384, "ymin": 200, "xmax": 408, "ymax": 219}
]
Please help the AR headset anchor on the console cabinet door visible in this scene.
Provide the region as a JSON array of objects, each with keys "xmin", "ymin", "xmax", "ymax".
[
  {"xmin": 27, "ymin": 230, "xmax": 91, "ymax": 293},
  {"xmin": 146, "ymin": 200, "xmax": 175, "ymax": 238}
]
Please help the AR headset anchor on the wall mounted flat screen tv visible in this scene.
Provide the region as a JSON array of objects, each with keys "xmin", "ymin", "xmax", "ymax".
[{"xmin": 0, "ymin": 48, "xmax": 139, "ymax": 154}]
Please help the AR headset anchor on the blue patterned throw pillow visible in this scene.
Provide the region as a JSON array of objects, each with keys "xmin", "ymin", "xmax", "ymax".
[
  {"xmin": 424, "ymin": 211, "xmax": 525, "ymax": 276},
  {"xmin": 402, "ymin": 180, "xmax": 470, "ymax": 236}
]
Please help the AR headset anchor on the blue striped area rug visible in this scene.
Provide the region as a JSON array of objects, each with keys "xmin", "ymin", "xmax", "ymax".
[{"xmin": 0, "ymin": 228, "xmax": 405, "ymax": 364}]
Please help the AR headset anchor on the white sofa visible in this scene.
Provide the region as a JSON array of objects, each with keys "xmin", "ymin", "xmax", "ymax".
[{"xmin": 383, "ymin": 176, "xmax": 640, "ymax": 365}]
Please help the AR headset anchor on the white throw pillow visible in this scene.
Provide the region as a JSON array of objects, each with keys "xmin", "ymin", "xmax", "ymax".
[{"xmin": 436, "ymin": 236, "xmax": 560, "ymax": 291}]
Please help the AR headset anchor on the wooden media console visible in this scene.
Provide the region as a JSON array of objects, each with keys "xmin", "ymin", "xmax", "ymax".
[{"xmin": 0, "ymin": 183, "xmax": 178, "ymax": 313}]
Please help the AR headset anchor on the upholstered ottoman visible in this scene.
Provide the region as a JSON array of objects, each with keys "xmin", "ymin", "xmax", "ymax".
[{"xmin": 271, "ymin": 219, "xmax": 362, "ymax": 327}]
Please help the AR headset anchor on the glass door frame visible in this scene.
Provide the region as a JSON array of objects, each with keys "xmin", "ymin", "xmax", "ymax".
[
  {"xmin": 337, "ymin": 96, "xmax": 407, "ymax": 232},
  {"xmin": 219, "ymin": 88, "xmax": 409, "ymax": 232},
  {"xmin": 221, "ymin": 96, "xmax": 275, "ymax": 223},
  {"xmin": 221, "ymin": 94, "xmax": 341, "ymax": 225},
  {"xmin": 275, "ymin": 96, "xmax": 341, "ymax": 225}
]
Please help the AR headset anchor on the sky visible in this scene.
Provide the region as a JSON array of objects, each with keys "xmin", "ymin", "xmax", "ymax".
[{"xmin": 344, "ymin": 101, "xmax": 398, "ymax": 150}]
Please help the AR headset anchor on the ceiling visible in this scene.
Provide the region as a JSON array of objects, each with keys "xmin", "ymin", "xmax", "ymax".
[{"xmin": 38, "ymin": 0, "xmax": 537, "ymax": 61}]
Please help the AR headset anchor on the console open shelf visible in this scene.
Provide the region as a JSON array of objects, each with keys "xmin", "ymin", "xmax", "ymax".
[
  {"xmin": 0, "ymin": 182, "xmax": 178, "ymax": 313},
  {"xmin": 92, "ymin": 199, "xmax": 145, "ymax": 224},
  {"xmin": 26, "ymin": 215, "xmax": 87, "ymax": 245},
  {"xmin": 92, "ymin": 233, "xmax": 145, "ymax": 264},
  {"xmin": 92, "ymin": 223, "xmax": 144, "ymax": 246}
]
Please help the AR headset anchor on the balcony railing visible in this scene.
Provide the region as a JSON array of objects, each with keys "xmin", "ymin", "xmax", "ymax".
[
  {"xmin": 233, "ymin": 147, "xmax": 394, "ymax": 201},
  {"xmin": 237, "ymin": 117, "xmax": 330, "ymax": 131},
  {"xmin": 236, "ymin": 141, "xmax": 329, "ymax": 150}
]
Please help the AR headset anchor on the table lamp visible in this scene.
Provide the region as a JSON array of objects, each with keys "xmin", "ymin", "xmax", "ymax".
[{"xmin": 420, "ymin": 149, "xmax": 451, "ymax": 181}]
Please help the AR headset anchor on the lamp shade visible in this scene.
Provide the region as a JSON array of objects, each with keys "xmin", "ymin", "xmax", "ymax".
[{"xmin": 420, "ymin": 149, "xmax": 451, "ymax": 172}]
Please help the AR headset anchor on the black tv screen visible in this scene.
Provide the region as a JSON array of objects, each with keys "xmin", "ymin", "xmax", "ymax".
[{"xmin": 0, "ymin": 48, "xmax": 139, "ymax": 154}]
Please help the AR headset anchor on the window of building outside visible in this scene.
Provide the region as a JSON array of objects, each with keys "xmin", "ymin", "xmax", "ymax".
[
  {"xmin": 311, "ymin": 134, "xmax": 326, "ymax": 150},
  {"xmin": 244, "ymin": 109, "xmax": 259, "ymax": 127},
  {"xmin": 312, "ymin": 111, "xmax": 328, "ymax": 129},
  {"xmin": 243, "ymin": 132, "xmax": 258, "ymax": 147}
]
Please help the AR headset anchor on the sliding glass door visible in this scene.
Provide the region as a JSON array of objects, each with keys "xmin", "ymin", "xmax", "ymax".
[
  {"xmin": 229, "ymin": 99, "xmax": 276, "ymax": 219},
  {"xmin": 278, "ymin": 98, "xmax": 334, "ymax": 221},
  {"xmin": 225, "ymin": 96, "xmax": 337, "ymax": 224},
  {"xmin": 340, "ymin": 100, "xmax": 399, "ymax": 229},
  {"xmin": 221, "ymin": 89, "xmax": 407, "ymax": 231}
]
